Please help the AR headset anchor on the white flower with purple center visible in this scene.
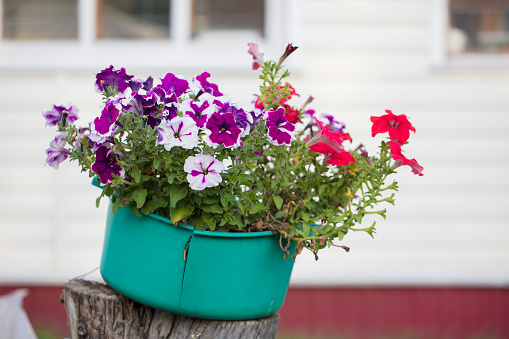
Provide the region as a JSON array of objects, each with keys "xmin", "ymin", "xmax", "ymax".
[
  {"xmin": 180, "ymin": 98, "xmax": 216, "ymax": 128},
  {"xmin": 43, "ymin": 104, "xmax": 79, "ymax": 127},
  {"xmin": 265, "ymin": 107, "xmax": 296, "ymax": 146},
  {"xmin": 45, "ymin": 132, "xmax": 72, "ymax": 169},
  {"xmin": 184, "ymin": 154, "xmax": 225, "ymax": 191},
  {"xmin": 156, "ymin": 116, "xmax": 199, "ymax": 151}
]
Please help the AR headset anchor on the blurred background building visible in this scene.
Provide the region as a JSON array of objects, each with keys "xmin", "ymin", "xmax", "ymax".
[{"xmin": 0, "ymin": 0, "xmax": 508, "ymax": 337}]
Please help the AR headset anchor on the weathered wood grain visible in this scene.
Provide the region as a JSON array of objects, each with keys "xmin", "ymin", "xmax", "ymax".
[{"xmin": 61, "ymin": 279, "xmax": 280, "ymax": 339}]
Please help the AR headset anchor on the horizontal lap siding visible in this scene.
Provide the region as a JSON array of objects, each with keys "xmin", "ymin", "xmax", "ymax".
[
  {"xmin": 289, "ymin": 0, "xmax": 509, "ymax": 286},
  {"xmin": 0, "ymin": 0, "xmax": 509, "ymax": 287}
]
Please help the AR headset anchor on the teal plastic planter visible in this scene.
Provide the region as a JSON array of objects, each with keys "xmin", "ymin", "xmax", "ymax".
[{"xmin": 100, "ymin": 205, "xmax": 296, "ymax": 320}]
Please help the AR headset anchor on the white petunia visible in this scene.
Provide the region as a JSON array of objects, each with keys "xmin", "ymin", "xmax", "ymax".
[{"xmin": 183, "ymin": 154, "xmax": 225, "ymax": 190}]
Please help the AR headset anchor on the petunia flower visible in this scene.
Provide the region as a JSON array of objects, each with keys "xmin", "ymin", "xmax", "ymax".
[
  {"xmin": 91, "ymin": 145, "xmax": 125, "ymax": 185},
  {"xmin": 282, "ymin": 104, "xmax": 302, "ymax": 124},
  {"xmin": 184, "ymin": 153, "xmax": 225, "ymax": 190},
  {"xmin": 214, "ymin": 99, "xmax": 253, "ymax": 137},
  {"xmin": 43, "ymin": 104, "xmax": 79, "ymax": 127},
  {"xmin": 389, "ymin": 141, "xmax": 424, "ymax": 176},
  {"xmin": 305, "ymin": 116, "xmax": 350, "ymax": 153},
  {"xmin": 95, "ymin": 65, "xmax": 134, "ymax": 95},
  {"xmin": 180, "ymin": 98, "xmax": 216, "ymax": 128},
  {"xmin": 206, "ymin": 112, "xmax": 243, "ymax": 148},
  {"xmin": 160, "ymin": 73, "xmax": 189, "ymax": 97},
  {"xmin": 193, "ymin": 72, "xmax": 223, "ymax": 97},
  {"xmin": 156, "ymin": 116, "xmax": 199, "ymax": 151},
  {"xmin": 371, "ymin": 110, "xmax": 416, "ymax": 144},
  {"xmin": 94, "ymin": 99, "xmax": 122, "ymax": 135},
  {"xmin": 322, "ymin": 114, "xmax": 346, "ymax": 133},
  {"xmin": 309, "ymin": 142, "xmax": 355, "ymax": 167},
  {"xmin": 248, "ymin": 43, "xmax": 264, "ymax": 70},
  {"xmin": 265, "ymin": 107, "xmax": 296, "ymax": 146},
  {"xmin": 45, "ymin": 132, "xmax": 72, "ymax": 169}
]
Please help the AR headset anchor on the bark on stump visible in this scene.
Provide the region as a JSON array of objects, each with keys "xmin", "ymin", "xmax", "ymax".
[{"xmin": 60, "ymin": 279, "xmax": 280, "ymax": 339}]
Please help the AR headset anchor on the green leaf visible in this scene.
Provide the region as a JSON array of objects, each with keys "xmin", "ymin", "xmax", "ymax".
[
  {"xmin": 273, "ymin": 195, "xmax": 283, "ymax": 209},
  {"xmin": 132, "ymin": 169, "xmax": 142, "ymax": 183},
  {"xmin": 318, "ymin": 184, "xmax": 328, "ymax": 196},
  {"xmin": 132, "ymin": 188, "xmax": 147, "ymax": 209},
  {"xmin": 170, "ymin": 185, "xmax": 188, "ymax": 207},
  {"xmin": 202, "ymin": 196, "xmax": 220, "ymax": 204},
  {"xmin": 302, "ymin": 223, "xmax": 311, "ymax": 237},
  {"xmin": 220, "ymin": 191, "xmax": 229, "ymax": 208},
  {"xmin": 130, "ymin": 203, "xmax": 142, "ymax": 217},
  {"xmin": 249, "ymin": 202, "xmax": 265, "ymax": 215},
  {"xmin": 202, "ymin": 204, "xmax": 223, "ymax": 214},
  {"xmin": 202, "ymin": 213, "xmax": 217, "ymax": 231},
  {"xmin": 170, "ymin": 203, "xmax": 195, "ymax": 224},
  {"xmin": 153, "ymin": 158, "xmax": 162, "ymax": 170},
  {"xmin": 167, "ymin": 172, "xmax": 178, "ymax": 184},
  {"xmin": 274, "ymin": 211, "xmax": 286, "ymax": 218},
  {"xmin": 239, "ymin": 174, "xmax": 255, "ymax": 183}
]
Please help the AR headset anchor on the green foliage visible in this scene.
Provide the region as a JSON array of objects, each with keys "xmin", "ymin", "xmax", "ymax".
[{"xmin": 49, "ymin": 44, "xmax": 416, "ymax": 260}]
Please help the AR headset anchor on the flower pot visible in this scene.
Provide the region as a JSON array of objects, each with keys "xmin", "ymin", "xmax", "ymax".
[{"xmin": 100, "ymin": 204, "xmax": 296, "ymax": 320}]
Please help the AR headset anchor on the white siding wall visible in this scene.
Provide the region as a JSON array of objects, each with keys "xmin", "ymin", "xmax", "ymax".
[{"xmin": 1, "ymin": 0, "xmax": 508, "ymax": 286}]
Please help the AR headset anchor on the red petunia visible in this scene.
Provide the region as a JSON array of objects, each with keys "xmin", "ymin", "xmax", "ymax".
[
  {"xmin": 388, "ymin": 141, "xmax": 424, "ymax": 176},
  {"xmin": 283, "ymin": 104, "xmax": 302, "ymax": 124},
  {"xmin": 309, "ymin": 142, "xmax": 355, "ymax": 167},
  {"xmin": 371, "ymin": 110, "xmax": 415, "ymax": 144}
]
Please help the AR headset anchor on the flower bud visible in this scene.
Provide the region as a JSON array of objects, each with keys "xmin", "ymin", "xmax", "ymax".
[
  {"xmin": 278, "ymin": 43, "xmax": 299, "ymax": 67},
  {"xmin": 360, "ymin": 149, "xmax": 373, "ymax": 167}
]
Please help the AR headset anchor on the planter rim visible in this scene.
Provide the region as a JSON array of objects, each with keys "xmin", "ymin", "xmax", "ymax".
[{"xmin": 148, "ymin": 210, "xmax": 278, "ymax": 238}]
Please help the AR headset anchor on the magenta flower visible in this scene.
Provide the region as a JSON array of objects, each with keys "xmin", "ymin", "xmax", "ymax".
[
  {"xmin": 160, "ymin": 73, "xmax": 189, "ymax": 97},
  {"xmin": 156, "ymin": 116, "xmax": 199, "ymax": 151},
  {"xmin": 45, "ymin": 133, "xmax": 72, "ymax": 169},
  {"xmin": 214, "ymin": 99, "xmax": 253, "ymax": 136},
  {"xmin": 206, "ymin": 112, "xmax": 243, "ymax": 148},
  {"xmin": 43, "ymin": 104, "xmax": 79, "ymax": 127},
  {"xmin": 193, "ymin": 72, "xmax": 222, "ymax": 97},
  {"xmin": 94, "ymin": 100, "xmax": 121, "ymax": 135},
  {"xmin": 184, "ymin": 154, "xmax": 225, "ymax": 190},
  {"xmin": 265, "ymin": 107, "xmax": 295, "ymax": 146},
  {"xmin": 181, "ymin": 98, "xmax": 215, "ymax": 128},
  {"xmin": 91, "ymin": 145, "xmax": 124, "ymax": 185},
  {"xmin": 95, "ymin": 65, "xmax": 134, "ymax": 94},
  {"xmin": 248, "ymin": 43, "xmax": 264, "ymax": 70}
]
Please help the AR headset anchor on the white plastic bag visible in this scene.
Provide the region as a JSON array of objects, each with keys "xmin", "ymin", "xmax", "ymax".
[{"xmin": 0, "ymin": 289, "xmax": 37, "ymax": 339}]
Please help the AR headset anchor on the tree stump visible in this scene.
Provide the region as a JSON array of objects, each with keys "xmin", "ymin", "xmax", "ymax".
[{"xmin": 60, "ymin": 279, "xmax": 280, "ymax": 339}]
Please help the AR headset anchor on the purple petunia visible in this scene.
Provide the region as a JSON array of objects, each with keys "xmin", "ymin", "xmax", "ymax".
[
  {"xmin": 95, "ymin": 65, "xmax": 134, "ymax": 95},
  {"xmin": 94, "ymin": 100, "xmax": 122, "ymax": 135},
  {"xmin": 180, "ymin": 98, "xmax": 215, "ymax": 128},
  {"xmin": 193, "ymin": 72, "xmax": 222, "ymax": 97},
  {"xmin": 184, "ymin": 153, "xmax": 225, "ymax": 190},
  {"xmin": 206, "ymin": 112, "xmax": 243, "ymax": 148},
  {"xmin": 160, "ymin": 73, "xmax": 189, "ymax": 97},
  {"xmin": 45, "ymin": 132, "xmax": 72, "ymax": 168},
  {"xmin": 214, "ymin": 99, "xmax": 253, "ymax": 136},
  {"xmin": 265, "ymin": 107, "xmax": 296, "ymax": 146},
  {"xmin": 322, "ymin": 114, "xmax": 346, "ymax": 133},
  {"xmin": 43, "ymin": 104, "xmax": 79, "ymax": 127},
  {"xmin": 91, "ymin": 145, "xmax": 124, "ymax": 185}
]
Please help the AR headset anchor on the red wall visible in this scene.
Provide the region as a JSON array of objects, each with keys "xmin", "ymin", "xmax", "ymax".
[{"xmin": 1, "ymin": 286, "xmax": 508, "ymax": 338}]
